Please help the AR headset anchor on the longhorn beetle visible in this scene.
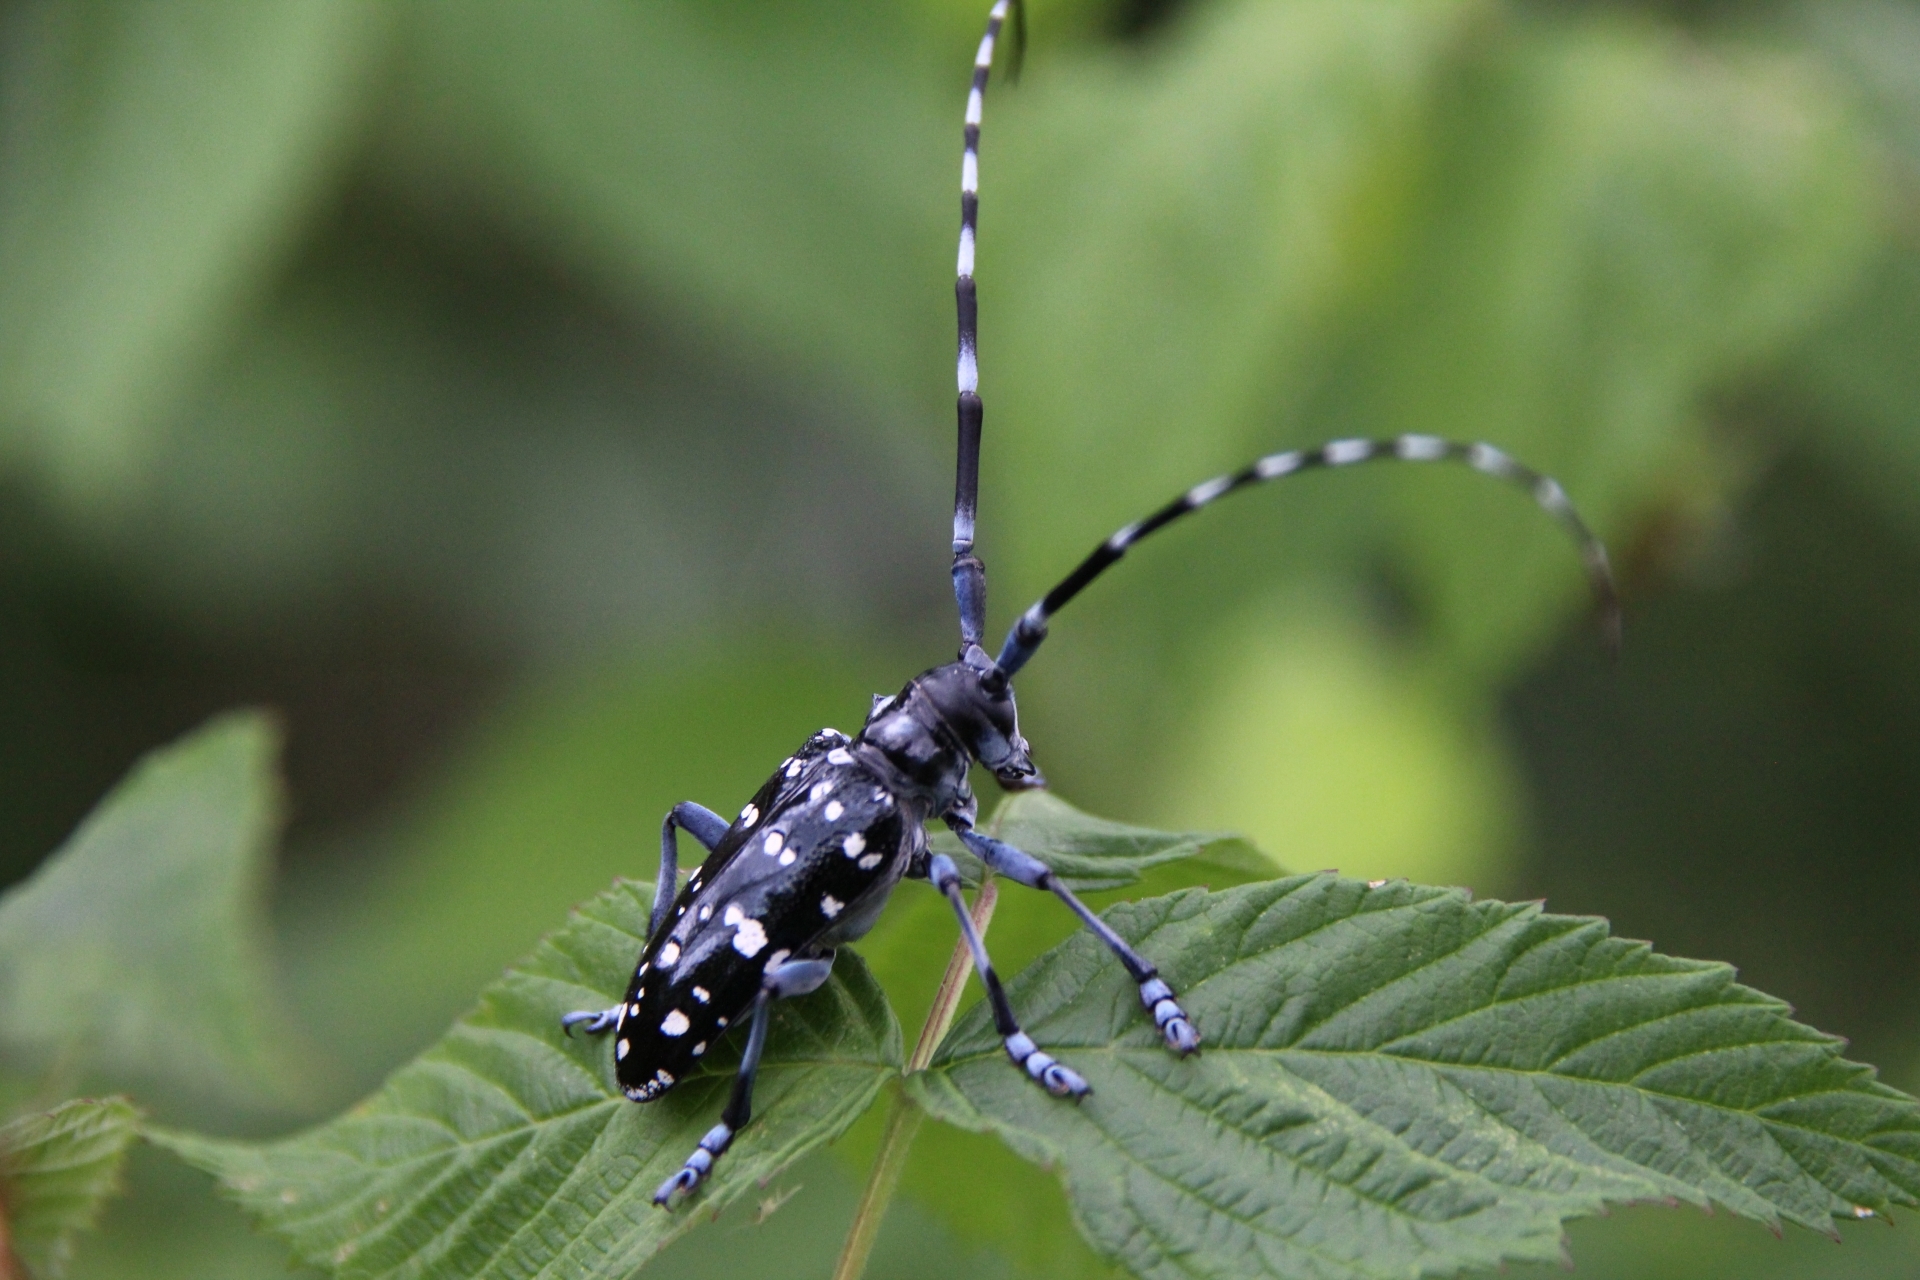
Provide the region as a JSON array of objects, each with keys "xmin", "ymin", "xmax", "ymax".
[{"xmin": 564, "ymin": 0, "xmax": 1621, "ymax": 1207}]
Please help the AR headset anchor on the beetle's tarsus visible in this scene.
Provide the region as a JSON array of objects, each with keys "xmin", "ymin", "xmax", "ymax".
[
  {"xmin": 1139, "ymin": 977, "xmax": 1201, "ymax": 1056},
  {"xmin": 561, "ymin": 1006, "xmax": 621, "ymax": 1037},
  {"xmin": 655, "ymin": 1121, "xmax": 734, "ymax": 1207}
]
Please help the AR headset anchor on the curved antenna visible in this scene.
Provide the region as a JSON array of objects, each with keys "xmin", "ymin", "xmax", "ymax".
[
  {"xmin": 951, "ymin": 0, "xmax": 1025, "ymax": 653},
  {"xmin": 995, "ymin": 434, "xmax": 1622, "ymax": 676}
]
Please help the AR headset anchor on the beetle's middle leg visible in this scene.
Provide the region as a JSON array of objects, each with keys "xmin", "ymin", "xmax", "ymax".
[
  {"xmin": 947, "ymin": 821, "xmax": 1200, "ymax": 1056},
  {"xmin": 652, "ymin": 951, "xmax": 837, "ymax": 1207},
  {"xmin": 927, "ymin": 853, "xmax": 1091, "ymax": 1098},
  {"xmin": 562, "ymin": 801, "xmax": 730, "ymax": 1038}
]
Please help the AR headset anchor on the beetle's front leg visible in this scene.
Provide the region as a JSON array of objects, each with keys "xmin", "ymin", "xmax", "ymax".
[
  {"xmin": 652, "ymin": 951, "xmax": 836, "ymax": 1208},
  {"xmin": 946, "ymin": 818, "xmax": 1200, "ymax": 1056}
]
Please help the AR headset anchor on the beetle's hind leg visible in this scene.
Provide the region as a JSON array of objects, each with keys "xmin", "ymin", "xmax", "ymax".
[
  {"xmin": 653, "ymin": 951, "xmax": 837, "ymax": 1208},
  {"xmin": 949, "ymin": 823, "xmax": 1200, "ymax": 1056},
  {"xmin": 653, "ymin": 801, "xmax": 730, "ymax": 938},
  {"xmin": 561, "ymin": 801, "xmax": 731, "ymax": 1037},
  {"xmin": 927, "ymin": 853, "xmax": 1091, "ymax": 1097}
]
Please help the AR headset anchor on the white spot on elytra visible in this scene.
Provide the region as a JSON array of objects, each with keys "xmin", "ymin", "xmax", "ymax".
[
  {"xmin": 821, "ymin": 895, "xmax": 843, "ymax": 918},
  {"xmin": 843, "ymin": 831, "xmax": 866, "ymax": 858},
  {"xmin": 724, "ymin": 903, "xmax": 744, "ymax": 926},
  {"xmin": 658, "ymin": 941, "xmax": 680, "ymax": 967},
  {"xmin": 691, "ymin": 986, "xmax": 710, "ymax": 1003},
  {"xmin": 825, "ymin": 800, "xmax": 844, "ymax": 821},
  {"xmin": 859, "ymin": 853, "xmax": 882, "ymax": 871},
  {"xmin": 778, "ymin": 849, "xmax": 796, "ymax": 866},
  {"xmin": 692, "ymin": 1041, "xmax": 707, "ymax": 1056},
  {"xmin": 739, "ymin": 804, "xmax": 759, "ymax": 827},
  {"xmin": 629, "ymin": 1002, "xmax": 640, "ymax": 1016},
  {"xmin": 617, "ymin": 1038, "xmax": 630, "ymax": 1060},
  {"xmin": 785, "ymin": 759, "xmax": 803, "ymax": 778},
  {"xmin": 827, "ymin": 747, "xmax": 854, "ymax": 766},
  {"xmin": 717, "ymin": 1016, "xmax": 729, "ymax": 1028},
  {"xmin": 698, "ymin": 904, "xmax": 712, "ymax": 921},
  {"xmin": 733, "ymin": 917, "xmax": 768, "ymax": 958},
  {"xmin": 764, "ymin": 831, "xmax": 785, "ymax": 856},
  {"xmin": 809, "ymin": 781, "xmax": 834, "ymax": 802},
  {"xmin": 661, "ymin": 1010, "xmax": 691, "ymax": 1037}
]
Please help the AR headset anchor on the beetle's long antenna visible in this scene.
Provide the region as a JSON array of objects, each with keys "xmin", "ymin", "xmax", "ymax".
[
  {"xmin": 951, "ymin": 0, "xmax": 1023, "ymax": 654},
  {"xmin": 994, "ymin": 435, "xmax": 1621, "ymax": 676}
]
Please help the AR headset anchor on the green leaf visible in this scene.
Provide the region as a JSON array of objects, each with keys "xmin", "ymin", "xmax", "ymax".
[
  {"xmin": 0, "ymin": 712, "xmax": 304, "ymax": 1116},
  {"xmin": 0, "ymin": 1096, "xmax": 141, "ymax": 1279},
  {"xmin": 0, "ymin": 0, "xmax": 389, "ymax": 506},
  {"xmin": 929, "ymin": 791, "xmax": 1255, "ymax": 893},
  {"xmin": 913, "ymin": 876, "xmax": 1920, "ymax": 1280},
  {"xmin": 162, "ymin": 880, "xmax": 901, "ymax": 1279}
]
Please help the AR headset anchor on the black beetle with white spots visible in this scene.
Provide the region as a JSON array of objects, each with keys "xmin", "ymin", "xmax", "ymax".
[{"xmin": 564, "ymin": 0, "xmax": 1622, "ymax": 1208}]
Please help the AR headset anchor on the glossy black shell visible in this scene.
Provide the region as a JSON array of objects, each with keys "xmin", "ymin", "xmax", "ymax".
[{"xmin": 610, "ymin": 729, "xmax": 921, "ymax": 1100}]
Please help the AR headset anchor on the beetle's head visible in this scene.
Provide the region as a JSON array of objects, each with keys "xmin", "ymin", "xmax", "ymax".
[{"xmin": 916, "ymin": 647, "xmax": 1044, "ymax": 790}]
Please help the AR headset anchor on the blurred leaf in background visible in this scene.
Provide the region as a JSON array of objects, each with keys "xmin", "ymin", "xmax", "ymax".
[
  {"xmin": 0, "ymin": 0, "xmax": 1913, "ymax": 1276},
  {"xmin": 0, "ymin": 713, "xmax": 306, "ymax": 1124}
]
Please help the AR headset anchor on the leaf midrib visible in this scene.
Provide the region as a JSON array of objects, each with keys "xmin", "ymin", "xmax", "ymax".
[{"xmin": 940, "ymin": 1038, "xmax": 1889, "ymax": 1142}]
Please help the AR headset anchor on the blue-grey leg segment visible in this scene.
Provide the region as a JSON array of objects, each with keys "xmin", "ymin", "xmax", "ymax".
[
  {"xmin": 568, "ymin": 801, "xmax": 731, "ymax": 1036},
  {"xmin": 653, "ymin": 952, "xmax": 837, "ymax": 1207},
  {"xmin": 655, "ymin": 802, "xmax": 728, "ymax": 939},
  {"xmin": 561, "ymin": 1006, "xmax": 623, "ymax": 1037},
  {"xmin": 928, "ymin": 854, "xmax": 1089, "ymax": 1098},
  {"xmin": 951, "ymin": 825, "xmax": 1201, "ymax": 1056}
]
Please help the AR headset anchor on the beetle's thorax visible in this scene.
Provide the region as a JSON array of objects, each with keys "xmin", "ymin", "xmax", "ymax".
[{"xmin": 855, "ymin": 655, "xmax": 1042, "ymax": 813}]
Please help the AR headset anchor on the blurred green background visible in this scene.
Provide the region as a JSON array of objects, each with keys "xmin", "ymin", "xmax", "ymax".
[{"xmin": 4, "ymin": 0, "xmax": 1920, "ymax": 1276}]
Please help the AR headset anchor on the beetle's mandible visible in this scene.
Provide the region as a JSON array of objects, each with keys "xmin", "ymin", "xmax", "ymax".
[{"xmin": 565, "ymin": 0, "xmax": 1621, "ymax": 1207}]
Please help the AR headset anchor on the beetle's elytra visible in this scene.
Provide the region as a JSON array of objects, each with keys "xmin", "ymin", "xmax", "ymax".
[{"xmin": 565, "ymin": 0, "xmax": 1619, "ymax": 1207}]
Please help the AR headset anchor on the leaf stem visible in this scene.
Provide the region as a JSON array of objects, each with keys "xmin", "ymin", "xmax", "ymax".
[{"xmin": 830, "ymin": 876, "xmax": 998, "ymax": 1280}]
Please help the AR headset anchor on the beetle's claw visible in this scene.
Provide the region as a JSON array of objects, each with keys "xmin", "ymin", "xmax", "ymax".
[{"xmin": 653, "ymin": 1167, "xmax": 702, "ymax": 1207}]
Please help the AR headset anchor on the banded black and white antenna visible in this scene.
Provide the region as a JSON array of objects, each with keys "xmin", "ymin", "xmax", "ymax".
[
  {"xmin": 950, "ymin": 0, "xmax": 1024, "ymax": 654},
  {"xmin": 994, "ymin": 435, "xmax": 1622, "ymax": 677}
]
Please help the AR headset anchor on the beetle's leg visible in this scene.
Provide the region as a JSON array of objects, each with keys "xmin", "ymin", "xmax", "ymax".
[
  {"xmin": 653, "ymin": 951, "xmax": 836, "ymax": 1207},
  {"xmin": 562, "ymin": 801, "xmax": 729, "ymax": 1037},
  {"xmin": 654, "ymin": 802, "xmax": 729, "ymax": 939},
  {"xmin": 561, "ymin": 1006, "xmax": 623, "ymax": 1037},
  {"xmin": 929, "ymin": 853, "xmax": 1090, "ymax": 1098},
  {"xmin": 949, "ymin": 823, "xmax": 1200, "ymax": 1056}
]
